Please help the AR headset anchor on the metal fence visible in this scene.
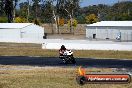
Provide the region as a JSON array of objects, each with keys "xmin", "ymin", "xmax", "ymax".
[{"xmin": 42, "ymin": 24, "xmax": 86, "ymax": 34}]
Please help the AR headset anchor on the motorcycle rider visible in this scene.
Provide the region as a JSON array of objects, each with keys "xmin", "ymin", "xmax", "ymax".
[
  {"xmin": 59, "ymin": 45, "xmax": 76, "ymax": 64},
  {"xmin": 59, "ymin": 45, "xmax": 66, "ymax": 57}
]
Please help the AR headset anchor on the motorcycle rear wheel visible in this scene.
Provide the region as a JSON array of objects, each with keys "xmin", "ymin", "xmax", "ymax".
[{"xmin": 71, "ymin": 57, "xmax": 76, "ymax": 64}]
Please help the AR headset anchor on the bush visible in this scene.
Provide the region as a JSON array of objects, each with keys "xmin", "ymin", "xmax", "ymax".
[
  {"xmin": 85, "ymin": 14, "xmax": 99, "ymax": 24},
  {"xmin": 14, "ymin": 17, "xmax": 27, "ymax": 23},
  {"xmin": 67, "ymin": 19, "xmax": 78, "ymax": 28},
  {"xmin": 0, "ymin": 17, "xmax": 8, "ymax": 23},
  {"xmin": 58, "ymin": 18, "xmax": 64, "ymax": 26},
  {"xmin": 72, "ymin": 19, "xmax": 78, "ymax": 27}
]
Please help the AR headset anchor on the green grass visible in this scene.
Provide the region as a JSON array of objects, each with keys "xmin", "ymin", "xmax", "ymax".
[
  {"xmin": 0, "ymin": 47, "xmax": 132, "ymax": 59},
  {"xmin": 0, "ymin": 67, "xmax": 131, "ymax": 88}
]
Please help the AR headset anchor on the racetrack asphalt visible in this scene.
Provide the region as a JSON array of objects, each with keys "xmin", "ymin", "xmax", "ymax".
[{"xmin": 0, "ymin": 56, "xmax": 132, "ymax": 68}]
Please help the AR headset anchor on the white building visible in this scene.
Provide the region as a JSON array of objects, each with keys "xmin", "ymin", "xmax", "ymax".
[
  {"xmin": 0, "ymin": 23, "xmax": 44, "ymax": 43},
  {"xmin": 86, "ymin": 21, "xmax": 132, "ymax": 42}
]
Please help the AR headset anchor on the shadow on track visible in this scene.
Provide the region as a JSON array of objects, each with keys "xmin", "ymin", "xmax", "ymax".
[{"xmin": 0, "ymin": 56, "xmax": 132, "ymax": 68}]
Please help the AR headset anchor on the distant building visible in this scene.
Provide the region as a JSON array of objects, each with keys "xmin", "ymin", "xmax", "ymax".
[
  {"xmin": 86, "ymin": 21, "xmax": 132, "ymax": 41},
  {"xmin": 0, "ymin": 23, "xmax": 44, "ymax": 43}
]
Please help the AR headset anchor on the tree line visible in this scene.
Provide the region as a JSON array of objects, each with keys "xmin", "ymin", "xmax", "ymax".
[
  {"xmin": 0, "ymin": 0, "xmax": 81, "ymax": 33},
  {"xmin": 78, "ymin": 1, "xmax": 132, "ymax": 23},
  {"xmin": 0, "ymin": 1, "xmax": 132, "ymax": 29}
]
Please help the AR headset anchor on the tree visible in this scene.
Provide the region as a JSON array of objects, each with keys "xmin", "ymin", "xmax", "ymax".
[
  {"xmin": 39, "ymin": 0, "xmax": 80, "ymax": 33},
  {"xmin": 76, "ymin": 15, "xmax": 85, "ymax": 24},
  {"xmin": 32, "ymin": 0, "xmax": 41, "ymax": 19},
  {"xmin": 111, "ymin": 1, "xmax": 132, "ymax": 21},
  {"xmin": 13, "ymin": 0, "xmax": 19, "ymax": 22},
  {"xmin": 4, "ymin": 0, "xmax": 13, "ymax": 23},
  {"xmin": 56, "ymin": 0, "xmax": 80, "ymax": 33},
  {"xmin": 0, "ymin": 0, "xmax": 4, "ymax": 16},
  {"xmin": 41, "ymin": 0, "xmax": 54, "ymax": 23},
  {"xmin": 2, "ymin": 0, "xmax": 19, "ymax": 23},
  {"xmin": 34, "ymin": 19, "xmax": 41, "ymax": 25},
  {"xmin": 67, "ymin": 18, "xmax": 78, "ymax": 34},
  {"xmin": 19, "ymin": 2, "xmax": 28, "ymax": 18},
  {"xmin": 85, "ymin": 14, "xmax": 99, "ymax": 24},
  {"xmin": 27, "ymin": 0, "xmax": 30, "ymax": 22},
  {"xmin": 42, "ymin": 0, "xmax": 63, "ymax": 33},
  {"xmin": 19, "ymin": 0, "xmax": 32, "ymax": 22}
]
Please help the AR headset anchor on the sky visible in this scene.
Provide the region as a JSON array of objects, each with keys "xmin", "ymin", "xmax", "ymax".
[{"xmin": 80, "ymin": 0, "xmax": 132, "ymax": 7}]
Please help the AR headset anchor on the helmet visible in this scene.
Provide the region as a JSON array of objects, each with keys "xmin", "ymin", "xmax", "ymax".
[{"xmin": 61, "ymin": 45, "xmax": 65, "ymax": 49}]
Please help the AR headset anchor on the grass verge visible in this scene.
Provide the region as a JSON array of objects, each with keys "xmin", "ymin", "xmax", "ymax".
[
  {"xmin": 0, "ymin": 66, "xmax": 131, "ymax": 88},
  {"xmin": 0, "ymin": 47, "xmax": 132, "ymax": 59}
]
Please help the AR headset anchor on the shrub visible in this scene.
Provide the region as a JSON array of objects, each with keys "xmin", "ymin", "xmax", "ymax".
[
  {"xmin": 67, "ymin": 19, "xmax": 78, "ymax": 28},
  {"xmin": 85, "ymin": 14, "xmax": 99, "ymax": 24},
  {"xmin": 0, "ymin": 17, "xmax": 8, "ymax": 23},
  {"xmin": 14, "ymin": 17, "xmax": 27, "ymax": 23},
  {"xmin": 58, "ymin": 18, "xmax": 64, "ymax": 26}
]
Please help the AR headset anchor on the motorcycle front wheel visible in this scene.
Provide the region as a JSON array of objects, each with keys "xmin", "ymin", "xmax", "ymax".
[
  {"xmin": 62, "ymin": 59, "xmax": 67, "ymax": 64},
  {"xmin": 71, "ymin": 57, "xmax": 76, "ymax": 64}
]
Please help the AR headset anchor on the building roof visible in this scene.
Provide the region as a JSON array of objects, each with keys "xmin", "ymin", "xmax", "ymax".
[
  {"xmin": 87, "ymin": 21, "xmax": 132, "ymax": 27},
  {"xmin": 0, "ymin": 23, "xmax": 33, "ymax": 29}
]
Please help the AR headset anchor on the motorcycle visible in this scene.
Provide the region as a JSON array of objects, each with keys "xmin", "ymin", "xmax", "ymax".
[{"xmin": 59, "ymin": 50, "xmax": 76, "ymax": 64}]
